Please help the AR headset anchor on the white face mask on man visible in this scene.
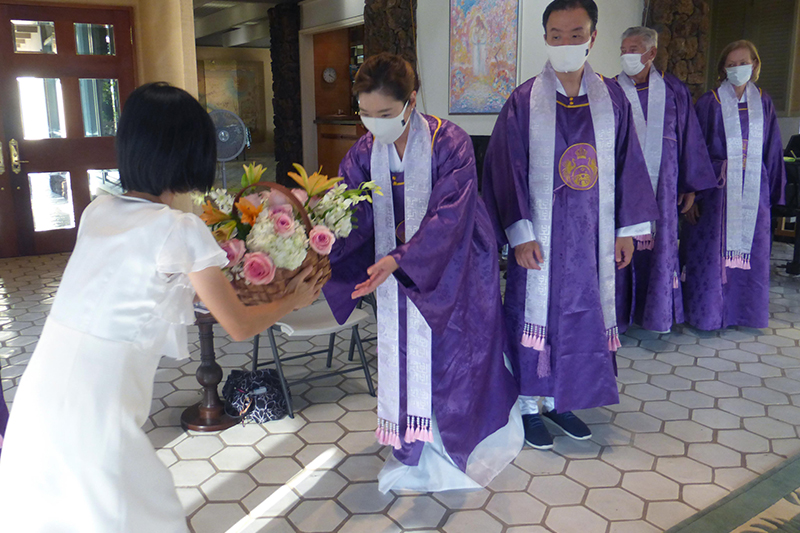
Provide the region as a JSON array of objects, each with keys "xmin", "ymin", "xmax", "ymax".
[
  {"xmin": 546, "ymin": 40, "xmax": 591, "ymax": 73},
  {"xmin": 725, "ymin": 64, "xmax": 753, "ymax": 87},
  {"xmin": 359, "ymin": 101, "xmax": 410, "ymax": 145},
  {"xmin": 620, "ymin": 52, "xmax": 649, "ymax": 76}
]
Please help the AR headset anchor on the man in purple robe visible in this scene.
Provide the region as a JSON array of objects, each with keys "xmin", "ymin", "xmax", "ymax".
[
  {"xmin": 680, "ymin": 40, "xmax": 786, "ymax": 330},
  {"xmin": 324, "ymin": 53, "xmax": 521, "ymax": 492},
  {"xmin": 614, "ymin": 26, "xmax": 717, "ymax": 334},
  {"xmin": 483, "ymin": 0, "xmax": 659, "ymax": 450}
]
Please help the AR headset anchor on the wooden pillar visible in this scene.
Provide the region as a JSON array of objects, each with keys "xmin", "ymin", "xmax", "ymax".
[
  {"xmin": 269, "ymin": 3, "xmax": 302, "ymax": 186},
  {"xmin": 646, "ymin": 0, "xmax": 712, "ymax": 100},
  {"xmin": 364, "ymin": 0, "xmax": 418, "ymax": 72}
]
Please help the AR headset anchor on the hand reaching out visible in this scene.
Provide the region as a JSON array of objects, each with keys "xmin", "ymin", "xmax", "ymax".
[
  {"xmin": 615, "ymin": 236, "xmax": 634, "ymax": 270},
  {"xmin": 351, "ymin": 256, "xmax": 399, "ymax": 299},
  {"xmin": 678, "ymin": 191, "xmax": 696, "ymax": 214},
  {"xmin": 514, "ymin": 240, "xmax": 544, "ymax": 270}
]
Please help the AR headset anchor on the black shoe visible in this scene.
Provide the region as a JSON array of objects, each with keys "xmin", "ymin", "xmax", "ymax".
[
  {"xmin": 542, "ymin": 410, "xmax": 592, "ymax": 440},
  {"xmin": 522, "ymin": 414, "xmax": 554, "ymax": 450}
]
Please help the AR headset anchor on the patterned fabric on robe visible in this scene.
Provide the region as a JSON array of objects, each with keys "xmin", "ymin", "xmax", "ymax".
[
  {"xmin": 680, "ymin": 87, "xmax": 786, "ymax": 330},
  {"xmin": 614, "ymin": 70, "xmax": 718, "ymax": 333},
  {"xmin": 482, "ymin": 73, "xmax": 659, "ymax": 412},
  {"xmin": 323, "ymin": 115, "xmax": 518, "ymax": 471}
]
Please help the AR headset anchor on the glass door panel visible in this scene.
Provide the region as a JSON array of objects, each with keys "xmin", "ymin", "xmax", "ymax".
[
  {"xmin": 17, "ymin": 77, "xmax": 67, "ymax": 140},
  {"xmin": 27, "ymin": 171, "xmax": 75, "ymax": 232}
]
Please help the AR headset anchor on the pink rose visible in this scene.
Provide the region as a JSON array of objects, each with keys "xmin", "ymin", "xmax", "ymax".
[
  {"xmin": 244, "ymin": 193, "xmax": 262, "ymax": 208},
  {"xmin": 242, "ymin": 252, "xmax": 276, "ymax": 285},
  {"xmin": 268, "ymin": 205, "xmax": 293, "ymax": 219},
  {"xmin": 273, "ymin": 212, "xmax": 295, "ymax": 236},
  {"xmin": 309, "ymin": 225, "xmax": 335, "ymax": 255},
  {"xmin": 220, "ymin": 239, "xmax": 246, "ymax": 267},
  {"xmin": 268, "ymin": 190, "xmax": 291, "ymax": 207},
  {"xmin": 291, "ymin": 188, "xmax": 309, "ymax": 205}
]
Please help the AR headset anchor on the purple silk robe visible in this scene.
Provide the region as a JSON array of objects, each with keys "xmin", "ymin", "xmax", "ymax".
[
  {"xmin": 680, "ymin": 88, "xmax": 786, "ymax": 330},
  {"xmin": 0, "ymin": 381, "xmax": 7, "ymax": 456},
  {"xmin": 482, "ymin": 73, "xmax": 659, "ymax": 412},
  {"xmin": 324, "ymin": 115, "xmax": 518, "ymax": 472},
  {"xmin": 615, "ymin": 71, "xmax": 718, "ymax": 333}
]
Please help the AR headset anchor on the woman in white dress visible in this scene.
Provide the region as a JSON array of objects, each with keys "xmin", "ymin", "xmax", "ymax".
[{"xmin": 0, "ymin": 83, "xmax": 322, "ymax": 532}]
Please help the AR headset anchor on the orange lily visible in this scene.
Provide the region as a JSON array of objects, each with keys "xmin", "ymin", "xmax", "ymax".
[
  {"xmin": 288, "ymin": 163, "xmax": 342, "ymax": 197},
  {"xmin": 235, "ymin": 197, "xmax": 264, "ymax": 226},
  {"xmin": 200, "ymin": 200, "xmax": 231, "ymax": 225}
]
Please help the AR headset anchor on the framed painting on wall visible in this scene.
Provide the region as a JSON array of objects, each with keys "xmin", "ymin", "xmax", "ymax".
[{"xmin": 449, "ymin": 0, "xmax": 519, "ymax": 114}]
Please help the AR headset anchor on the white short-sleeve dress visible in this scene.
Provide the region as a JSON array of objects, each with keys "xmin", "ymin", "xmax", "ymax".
[{"xmin": 0, "ymin": 195, "xmax": 227, "ymax": 532}]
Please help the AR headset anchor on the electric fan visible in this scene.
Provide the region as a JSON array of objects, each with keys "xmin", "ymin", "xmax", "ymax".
[{"xmin": 209, "ymin": 109, "xmax": 247, "ymax": 187}]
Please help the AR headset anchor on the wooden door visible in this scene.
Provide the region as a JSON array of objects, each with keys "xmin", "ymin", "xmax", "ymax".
[{"xmin": 0, "ymin": 3, "xmax": 135, "ymax": 257}]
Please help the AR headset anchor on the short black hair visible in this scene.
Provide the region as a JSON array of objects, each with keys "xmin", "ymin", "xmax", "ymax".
[
  {"xmin": 117, "ymin": 82, "xmax": 216, "ymax": 196},
  {"xmin": 353, "ymin": 52, "xmax": 421, "ymax": 103},
  {"xmin": 542, "ymin": 0, "xmax": 599, "ymax": 33}
]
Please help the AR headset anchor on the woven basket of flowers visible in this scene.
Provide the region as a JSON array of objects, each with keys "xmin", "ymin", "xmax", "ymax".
[{"xmin": 198, "ymin": 162, "xmax": 380, "ymax": 305}]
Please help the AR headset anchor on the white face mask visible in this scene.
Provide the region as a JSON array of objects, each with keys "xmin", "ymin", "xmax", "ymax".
[
  {"xmin": 546, "ymin": 40, "xmax": 591, "ymax": 73},
  {"xmin": 726, "ymin": 64, "xmax": 753, "ymax": 87},
  {"xmin": 620, "ymin": 52, "xmax": 648, "ymax": 76},
  {"xmin": 360, "ymin": 101, "xmax": 410, "ymax": 145}
]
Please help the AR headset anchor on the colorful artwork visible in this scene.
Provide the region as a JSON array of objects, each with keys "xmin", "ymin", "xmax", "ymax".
[
  {"xmin": 449, "ymin": 0, "xmax": 518, "ymax": 114},
  {"xmin": 197, "ymin": 59, "xmax": 267, "ymax": 143}
]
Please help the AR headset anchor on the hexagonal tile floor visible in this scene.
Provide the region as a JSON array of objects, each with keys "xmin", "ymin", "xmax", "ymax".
[{"xmin": 4, "ymin": 244, "xmax": 800, "ymax": 532}]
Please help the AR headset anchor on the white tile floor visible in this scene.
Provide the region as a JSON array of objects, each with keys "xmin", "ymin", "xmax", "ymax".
[{"xmin": 4, "ymin": 245, "xmax": 800, "ymax": 532}]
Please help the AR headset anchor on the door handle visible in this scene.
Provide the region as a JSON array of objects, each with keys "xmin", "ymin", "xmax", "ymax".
[{"xmin": 9, "ymin": 139, "xmax": 29, "ymax": 174}]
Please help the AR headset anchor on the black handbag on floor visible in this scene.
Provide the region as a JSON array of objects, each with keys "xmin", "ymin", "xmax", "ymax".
[{"xmin": 222, "ymin": 369, "xmax": 290, "ymax": 423}]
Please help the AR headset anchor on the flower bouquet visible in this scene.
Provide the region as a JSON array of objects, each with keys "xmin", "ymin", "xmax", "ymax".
[{"xmin": 198, "ymin": 163, "xmax": 379, "ymax": 305}]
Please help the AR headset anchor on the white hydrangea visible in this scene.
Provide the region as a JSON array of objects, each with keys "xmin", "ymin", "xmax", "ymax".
[
  {"xmin": 209, "ymin": 188, "xmax": 235, "ymax": 215},
  {"xmin": 310, "ymin": 185, "xmax": 356, "ymax": 238},
  {"xmin": 247, "ymin": 210, "xmax": 309, "ymax": 270}
]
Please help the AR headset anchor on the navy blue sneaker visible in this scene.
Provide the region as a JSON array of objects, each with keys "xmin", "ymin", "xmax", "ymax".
[
  {"xmin": 522, "ymin": 414, "xmax": 554, "ymax": 450},
  {"xmin": 542, "ymin": 410, "xmax": 592, "ymax": 440}
]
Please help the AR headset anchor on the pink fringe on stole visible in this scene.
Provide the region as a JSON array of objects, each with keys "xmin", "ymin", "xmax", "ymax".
[
  {"xmin": 522, "ymin": 324, "xmax": 546, "ymax": 350},
  {"xmin": 673, "ymin": 271, "xmax": 680, "ymax": 289},
  {"xmin": 725, "ymin": 251, "xmax": 752, "ymax": 271},
  {"xmin": 403, "ymin": 416, "xmax": 434, "ymax": 444},
  {"xmin": 607, "ymin": 327, "xmax": 622, "ymax": 352},
  {"xmin": 634, "ymin": 234, "xmax": 655, "ymax": 251},
  {"xmin": 680, "ymin": 267, "xmax": 686, "ymax": 283},
  {"xmin": 376, "ymin": 419, "xmax": 402, "ymax": 449}
]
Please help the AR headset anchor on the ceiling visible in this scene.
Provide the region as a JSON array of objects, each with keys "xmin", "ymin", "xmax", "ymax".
[{"xmin": 194, "ymin": 0, "xmax": 298, "ymax": 48}]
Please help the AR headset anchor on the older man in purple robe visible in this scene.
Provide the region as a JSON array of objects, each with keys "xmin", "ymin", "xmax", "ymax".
[
  {"xmin": 614, "ymin": 26, "xmax": 717, "ymax": 334},
  {"xmin": 483, "ymin": 0, "xmax": 659, "ymax": 450}
]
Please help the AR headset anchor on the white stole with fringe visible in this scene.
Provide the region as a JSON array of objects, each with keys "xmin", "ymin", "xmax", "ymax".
[
  {"xmin": 371, "ymin": 109, "xmax": 434, "ymax": 449},
  {"xmin": 523, "ymin": 62, "xmax": 620, "ymax": 378},
  {"xmin": 618, "ymin": 68, "xmax": 666, "ymax": 251},
  {"xmin": 719, "ymin": 81, "xmax": 763, "ymax": 269}
]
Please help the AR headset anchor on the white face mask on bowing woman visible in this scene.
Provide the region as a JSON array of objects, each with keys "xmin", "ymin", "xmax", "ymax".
[{"xmin": 359, "ymin": 90, "xmax": 417, "ymax": 145}]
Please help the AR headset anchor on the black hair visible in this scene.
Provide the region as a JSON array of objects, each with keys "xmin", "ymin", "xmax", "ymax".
[
  {"xmin": 353, "ymin": 52, "xmax": 421, "ymax": 103},
  {"xmin": 116, "ymin": 82, "xmax": 216, "ymax": 196},
  {"xmin": 542, "ymin": 0, "xmax": 599, "ymax": 33}
]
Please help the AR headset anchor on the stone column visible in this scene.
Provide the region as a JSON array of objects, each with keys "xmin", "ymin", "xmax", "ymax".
[
  {"xmin": 364, "ymin": 0, "xmax": 418, "ymax": 72},
  {"xmin": 269, "ymin": 3, "xmax": 302, "ymax": 186},
  {"xmin": 646, "ymin": 0, "xmax": 711, "ymax": 100}
]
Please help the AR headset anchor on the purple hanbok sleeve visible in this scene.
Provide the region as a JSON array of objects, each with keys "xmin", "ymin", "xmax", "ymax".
[
  {"xmin": 607, "ymin": 80, "xmax": 660, "ymax": 227},
  {"xmin": 694, "ymin": 92, "xmax": 727, "ymax": 183},
  {"xmin": 482, "ymin": 81, "xmax": 534, "ymax": 245},
  {"xmin": 669, "ymin": 76, "xmax": 717, "ymax": 193},
  {"xmin": 388, "ymin": 124, "xmax": 482, "ymax": 335},
  {"xmin": 762, "ymin": 92, "xmax": 787, "ymax": 206},
  {"xmin": 323, "ymin": 135, "xmax": 376, "ymax": 324}
]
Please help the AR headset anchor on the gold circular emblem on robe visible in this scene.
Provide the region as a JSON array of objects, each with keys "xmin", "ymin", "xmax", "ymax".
[{"xmin": 559, "ymin": 143, "xmax": 599, "ymax": 191}]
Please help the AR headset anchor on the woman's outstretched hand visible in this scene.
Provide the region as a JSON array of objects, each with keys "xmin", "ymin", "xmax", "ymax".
[{"xmin": 351, "ymin": 256, "xmax": 399, "ymax": 299}]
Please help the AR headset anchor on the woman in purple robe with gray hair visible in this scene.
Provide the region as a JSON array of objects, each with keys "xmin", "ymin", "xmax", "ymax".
[
  {"xmin": 323, "ymin": 53, "xmax": 521, "ymax": 493},
  {"xmin": 681, "ymin": 40, "xmax": 786, "ymax": 330}
]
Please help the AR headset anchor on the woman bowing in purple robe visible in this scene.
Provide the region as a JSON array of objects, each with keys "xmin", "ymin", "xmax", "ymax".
[
  {"xmin": 323, "ymin": 53, "xmax": 522, "ymax": 493},
  {"xmin": 681, "ymin": 40, "xmax": 786, "ymax": 330}
]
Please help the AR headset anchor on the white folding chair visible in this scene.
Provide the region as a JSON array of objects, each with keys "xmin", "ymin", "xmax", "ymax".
[{"xmin": 251, "ymin": 300, "xmax": 375, "ymax": 418}]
